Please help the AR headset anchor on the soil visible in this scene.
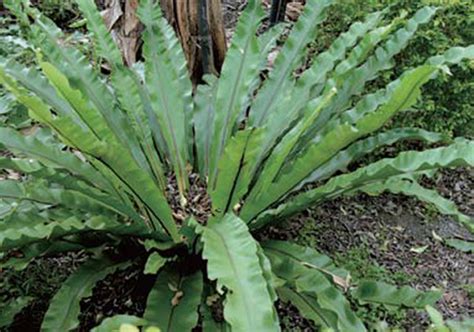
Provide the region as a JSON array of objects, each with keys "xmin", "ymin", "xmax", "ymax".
[
  {"xmin": 3, "ymin": 253, "xmax": 87, "ymax": 332},
  {"xmin": 165, "ymin": 173, "xmax": 212, "ymax": 225},
  {"xmin": 222, "ymin": 0, "xmax": 247, "ymax": 30},
  {"xmin": 77, "ymin": 262, "xmax": 155, "ymax": 331}
]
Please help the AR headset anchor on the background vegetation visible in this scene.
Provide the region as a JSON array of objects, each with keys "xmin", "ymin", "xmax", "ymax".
[{"xmin": 318, "ymin": 0, "xmax": 473, "ymax": 137}]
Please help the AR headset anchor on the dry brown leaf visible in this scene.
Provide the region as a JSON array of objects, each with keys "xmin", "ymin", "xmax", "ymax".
[
  {"xmin": 171, "ymin": 290, "xmax": 184, "ymax": 306},
  {"xmin": 101, "ymin": 0, "xmax": 123, "ymax": 30},
  {"xmin": 301, "ymin": 261, "xmax": 351, "ymax": 292},
  {"xmin": 206, "ymin": 294, "xmax": 220, "ymax": 306},
  {"xmin": 286, "ymin": 2, "xmax": 304, "ymax": 21},
  {"xmin": 6, "ymin": 169, "xmax": 21, "ymax": 180},
  {"xmin": 172, "ymin": 212, "xmax": 186, "ymax": 221}
]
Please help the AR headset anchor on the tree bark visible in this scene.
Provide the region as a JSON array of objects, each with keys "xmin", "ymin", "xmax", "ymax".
[
  {"xmin": 103, "ymin": 0, "xmax": 226, "ymax": 83},
  {"xmin": 160, "ymin": 0, "xmax": 227, "ymax": 84},
  {"xmin": 269, "ymin": 0, "xmax": 288, "ymax": 26}
]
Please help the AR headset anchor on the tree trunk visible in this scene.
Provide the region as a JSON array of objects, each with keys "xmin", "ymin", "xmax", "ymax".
[
  {"xmin": 160, "ymin": 0, "xmax": 227, "ymax": 84},
  {"xmin": 269, "ymin": 0, "xmax": 288, "ymax": 26},
  {"xmin": 102, "ymin": 0, "xmax": 227, "ymax": 84}
]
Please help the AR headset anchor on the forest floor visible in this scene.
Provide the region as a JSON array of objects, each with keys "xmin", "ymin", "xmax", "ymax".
[{"xmin": 1, "ymin": 1, "xmax": 473, "ymax": 331}]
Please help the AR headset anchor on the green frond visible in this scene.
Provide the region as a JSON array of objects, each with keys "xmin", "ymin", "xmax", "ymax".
[
  {"xmin": 242, "ymin": 65, "xmax": 437, "ymax": 221},
  {"xmin": 0, "ymin": 127, "xmax": 114, "ymax": 194},
  {"xmin": 0, "ymin": 58, "xmax": 86, "ymax": 129},
  {"xmin": 197, "ymin": 214, "xmax": 280, "ymax": 332},
  {"xmin": 109, "ymin": 67, "xmax": 168, "ymax": 190},
  {"xmin": 0, "ymin": 180, "xmax": 138, "ymax": 221},
  {"xmin": 208, "ymin": 0, "xmax": 265, "ymax": 185},
  {"xmin": 264, "ymin": 241, "xmax": 365, "ymax": 331},
  {"xmin": 359, "ymin": 178, "xmax": 473, "ymax": 232},
  {"xmin": 1, "ymin": 121, "xmax": 176, "ymax": 238},
  {"xmin": 75, "ymin": 1, "xmax": 164, "ymax": 183},
  {"xmin": 277, "ymin": 286, "xmax": 337, "ymax": 330},
  {"xmin": 38, "ymin": 60, "xmax": 115, "ymax": 143},
  {"xmin": 352, "ymin": 280, "xmax": 441, "ymax": 309},
  {"xmin": 210, "ymin": 128, "xmax": 265, "ymax": 215},
  {"xmin": 0, "ymin": 211, "xmax": 143, "ymax": 251},
  {"xmin": 137, "ymin": 0, "xmax": 191, "ymax": 197},
  {"xmin": 330, "ymin": 13, "xmax": 403, "ymax": 84},
  {"xmin": 249, "ymin": 0, "xmax": 334, "ymax": 126},
  {"xmin": 253, "ymin": 140, "xmax": 474, "ymax": 229},
  {"xmin": 238, "ymin": 9, "xmax": 381, "ymax": 190},
  {"xmin": 194, "ymin": 75, "xmax": 218, "ymax": 177},
  {"xmin": 144, "ymin": 268, "xmax": 203, "ymax": 331},
  {"xmin": 427, "ymin": 45, "xmax": 474, "ymax": 66},
  {"xmin": 300, "ymin": 10, "xmax": 385, "ymax": 91},
  {"xmin": 76, "ymin": 0, "xmax": 123, "ymax": 66},
  {"xmin": 31, "ymin": 15, "xmax": 148, "ymax": 169},
  {"xmin": 294, "ymin": 127, "xmax": 448, "ymax": 191},
  {"xmin": 262, "ymin": 240, "xmax": 348, "ymax": 281},
  {"xmin": 306, "ymin": 6, "xmax": 437, "ymax": 140},
  {"xmin": 243, "ymin": 89, "xmax": 337, "ymax": 211}
]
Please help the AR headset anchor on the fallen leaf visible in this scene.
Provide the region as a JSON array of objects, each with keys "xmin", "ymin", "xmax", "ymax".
[
  {"xmin": 432, "ymin": 230, "xmax": 443, "ymax": 242},
  {"xmin": 206, "ymin": 294, "xmax": 220, "ymax": 306},
  {"xmin": 301, "ymin": 261, "xmax": 351, "ymax": 291},
  {"xmin": 445, "ymin": 238, "xmax": 474, "ymax": 253},
  {"xmin": 101, "ymin": 0, "xmax": 123, "ymax": 30},
  {"xmin": 410, "ymin": 245, "xmax": 429, "ymax": 254},
  {"xmin": 171, "ymin": 290, "xmax": 184, "ymax": 306},
  {"xmin": 286, "ymin": 2, "xmax": 304, "ymax": 21}
]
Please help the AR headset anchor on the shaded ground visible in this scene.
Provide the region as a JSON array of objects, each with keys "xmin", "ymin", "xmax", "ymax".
[
  {"xmin": 77, "ymin": 262, "xmax": 154, "ymax": 331},
  {"xmin": 1, "ymin": 253, "xmax": 86, "ymax": 332}
]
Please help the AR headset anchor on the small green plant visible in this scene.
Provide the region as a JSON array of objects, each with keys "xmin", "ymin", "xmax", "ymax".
[
  {"xmin": 1, "ymin": 0, "xmax": 473, "ymax": 331},
  {"xmin": 32, "ymin": 0, "xmax": 78, "ymax": 24},
  {"xmin": 426, "ymin": 305, "xmax": 474, "ymax": 332},
  {"xmin": 389, "ymin": 0, "xmax": 474, "ymax": 137}
]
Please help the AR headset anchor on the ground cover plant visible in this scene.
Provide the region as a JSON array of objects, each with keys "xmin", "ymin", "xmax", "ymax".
[{"xmin": 0, "ymin": 0, "xmax": 473, "ymax": 331}]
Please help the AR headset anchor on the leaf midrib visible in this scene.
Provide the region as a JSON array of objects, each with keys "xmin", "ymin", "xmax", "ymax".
[{"xmin": 213, "ymin": 11, "xmax": 259, "ymax": 185}]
